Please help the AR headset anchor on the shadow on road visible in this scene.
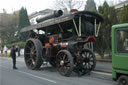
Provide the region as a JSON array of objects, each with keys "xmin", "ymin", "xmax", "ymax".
[{"xmin": 38, "ymin": 66, "xmax": 57, "ymax": 72}]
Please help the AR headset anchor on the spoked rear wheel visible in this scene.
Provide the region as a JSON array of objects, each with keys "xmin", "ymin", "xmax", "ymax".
[
  {"xmin": 56, "ymin": 50, "xmax": 73, "ymax": 76},
  {"xmin": 79, "ymin": 49, "xmax": 96, "ymax": 75},
  {"xmin": 24, "ymin": 39, "xmax": 43, "ymax": 70}
]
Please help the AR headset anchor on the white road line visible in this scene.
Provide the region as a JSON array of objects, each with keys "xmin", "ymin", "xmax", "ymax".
[
  {"xmin": 92, "ymin": 71, "xmax": 112, "ymax": 76},
  {"xmin": 17, "ymin": 70, "xmax": 57, "ymax": 84}
]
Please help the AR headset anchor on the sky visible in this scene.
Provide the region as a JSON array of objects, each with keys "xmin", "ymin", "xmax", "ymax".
[{"xmin": 0, "ymin": 0, "xmax": 125, "ymax": 15}]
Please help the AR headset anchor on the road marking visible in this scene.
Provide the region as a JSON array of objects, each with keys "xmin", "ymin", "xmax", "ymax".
[
  {"xmin": 18, "ymin": 70, "xmax": 57, "ymax": 84},
  {"xmin": 92, "ymin": 71, "xmax": 112, "ymax": 76}
]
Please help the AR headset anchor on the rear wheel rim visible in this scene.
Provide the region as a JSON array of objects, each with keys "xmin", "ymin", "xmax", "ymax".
[
  {"xmin": 78, "ymin": 49, "xmax": 96, "ymax": 75},
  {"xmin": 25, "ymin": 41, "xmax": 37, "ymax": 68}
]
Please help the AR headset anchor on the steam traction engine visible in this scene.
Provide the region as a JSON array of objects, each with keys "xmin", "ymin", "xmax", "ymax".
[{"xmin": 21, "ymin": 10, "xmax": 103, "ymax": 76}]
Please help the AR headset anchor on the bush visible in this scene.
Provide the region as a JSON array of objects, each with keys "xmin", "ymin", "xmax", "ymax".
[{"xmin": 6, "ymin": 41, "xmax": 25, "ymax": 48}]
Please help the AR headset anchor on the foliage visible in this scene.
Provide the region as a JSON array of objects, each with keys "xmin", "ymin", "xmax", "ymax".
[
  {"xmin": 18, "ymin": 7, "xmax": 30, "ymax": 41},
  {"xmin": 96, "ymin": 1, "xmax": 119, "ymax": 58},
  {"xmin": 85, "ymin": 0, "xmax": 96, "ymax": 12},
  {"xmin": 6, "ymin": 41, "xmax": 25, "ymax": 48},
  {"xmin": 0, "ymin": 10, "xmax": 19, "ymax": 44},
  {"xmin": 120, "ymin": 5, "xmax": 128, "ymax": 23},
  {"xmin": 55, "ymin": 0, "xmax": 83, "ymax": 11}
]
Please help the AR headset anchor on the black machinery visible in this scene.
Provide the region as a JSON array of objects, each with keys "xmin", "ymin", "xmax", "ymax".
[{"xmin": 21, "ymin": 10, "xmax": 103, "ymax": 76}]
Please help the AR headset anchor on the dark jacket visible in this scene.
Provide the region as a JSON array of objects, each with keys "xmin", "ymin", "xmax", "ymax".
[{"xmin": 10, "ymin": 48, "xmax": 16, "ymax": 58}]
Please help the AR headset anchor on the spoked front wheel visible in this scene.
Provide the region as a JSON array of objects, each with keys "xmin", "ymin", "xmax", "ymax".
[{"xmin": 56, "ymin": 50, "xmax": 73, "ymax": 76}]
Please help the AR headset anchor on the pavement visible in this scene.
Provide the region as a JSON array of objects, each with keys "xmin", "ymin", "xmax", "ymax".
[
  {"xmin": 95, "ymin": 61, "xmax": 112, "ymax": 73},
  {"xmin": 1, "ymin": 55, "xmax": 112, "ymax": 73},
  {"xmin": 0, "ymin": 56, "xmax": 116, "ymax": 85},
  {"xmin": 1, "ymin": 48, "xmax": 113, "ymax": 73}
]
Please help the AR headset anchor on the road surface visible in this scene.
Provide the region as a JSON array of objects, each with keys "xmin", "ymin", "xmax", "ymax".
[{"xmin": 0, "ymin": 57, "xmax": 116, "ymax": 85}]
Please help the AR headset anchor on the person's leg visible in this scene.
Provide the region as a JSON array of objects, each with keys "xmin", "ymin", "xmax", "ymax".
[
  {"xmin": 12, "ymin": 57, "xmax": 17, "ymax": 69},
  {"xmin": 12, "ymin": 57, "xmax": 15, "ymax": 68}
]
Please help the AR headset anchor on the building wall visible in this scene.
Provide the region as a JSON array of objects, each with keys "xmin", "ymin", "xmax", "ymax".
[{"xmin": 115, "ymin": 0, "xmax": 128, "ymax": 9}]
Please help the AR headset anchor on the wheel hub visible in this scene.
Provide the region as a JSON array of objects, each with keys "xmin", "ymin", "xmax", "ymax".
[
  {"xmin": 85, "ymin": 58, "xmax": 90, "ymax": 62},
  {"xmin": 31, "ymin": 52, "xmax": 34, "ymax": 55},
  {"xmin": 60, "ymin": 60, "xmax": 64, "ymax": 66},
  {"xmin": 30, "ymin": 49, "xmax": 35, "ymax": 56},
  {"xmin": 122, "ymin": 80, "xmax": 126, "ymax": 84}
]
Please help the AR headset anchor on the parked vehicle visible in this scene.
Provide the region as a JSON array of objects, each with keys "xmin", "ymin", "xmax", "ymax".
[
  {"xmin": 21, "ymin": 10, "xmax": 103, "ymax": 76},
  {"xmin": 112, "ymin": 23, "xmax": 128, "ymax": 85}
]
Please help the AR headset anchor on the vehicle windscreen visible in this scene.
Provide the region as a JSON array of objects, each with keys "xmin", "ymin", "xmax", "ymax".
[
  {"xmin": 81, "ymin": 19, "xmax": 95, "ymax": 36},
  {"xmin": 116, "ymin": 29, "xmax": 128, "ymax": 53}
]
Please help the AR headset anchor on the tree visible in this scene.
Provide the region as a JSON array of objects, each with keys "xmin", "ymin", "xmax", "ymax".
[
  {"xmin": 0, "ymin": 10, "xmax": 19, "ymax": 44},
  {"xmin": 18, "ymin": 7, "xmax": 30, "ymax": 41},
  {"xmin": 85, "ymin": 0, "xmax": 97, "ymax": 11},
  {"xmin": 54, "ymin": 0, "xmax": 83, "ymax": 11},
  {"xmin": 95, "ymin": 1, "xmax": 119, "ymax": 58},
  {"xmin": 120, "ymin": 5, "xmax": 128, "ymax": 23}
]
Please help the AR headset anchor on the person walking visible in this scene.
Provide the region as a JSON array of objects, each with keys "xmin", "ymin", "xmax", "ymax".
[{"xmin": 10, "ymin": 45, "xmax": 18, "ymax": 69}]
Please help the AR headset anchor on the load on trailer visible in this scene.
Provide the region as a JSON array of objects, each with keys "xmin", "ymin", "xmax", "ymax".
[{"xmin": 21, "ymin": 10, "xmax": 103, "ymax": 76}]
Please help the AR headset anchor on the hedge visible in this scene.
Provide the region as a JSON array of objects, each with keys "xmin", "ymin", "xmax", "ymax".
[{"xmin": 6, "ymin": 41, "xmax": 26, "ymax": 48}]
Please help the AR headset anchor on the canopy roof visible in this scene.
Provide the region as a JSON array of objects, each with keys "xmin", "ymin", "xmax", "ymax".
[{"xmin": 21, "ymin": 11, "xmax": 103, "ymax": 32}]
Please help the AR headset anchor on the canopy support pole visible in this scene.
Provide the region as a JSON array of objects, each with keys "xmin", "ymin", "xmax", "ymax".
[{"xmin": 73, "ymin": 19, "xmax": 79, "ymax": 36}]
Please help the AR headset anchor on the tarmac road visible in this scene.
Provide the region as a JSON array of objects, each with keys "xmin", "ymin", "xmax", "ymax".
[{"xmin": 0, "ymin": 57, "xmax": 116, "ymax": 85}]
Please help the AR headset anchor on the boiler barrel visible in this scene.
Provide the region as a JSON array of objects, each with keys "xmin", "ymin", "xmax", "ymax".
[{"xmin": 36, "ymin": 10, "xmax": 63, "ymax": 23}]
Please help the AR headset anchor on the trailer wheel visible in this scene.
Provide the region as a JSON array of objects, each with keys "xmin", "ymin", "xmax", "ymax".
[
  {"xmin": 24, "ymin": 39, "xmax": 43, "ymax": 70},
  {"xmin": 79, "ymin": 49, "xmax": 96, "ymax": 75},
  {"xmin": 118, "ymin": 76, "xmax": 128, "ymax": 85},
  {"xmin": 56, "ymin": 50, "xmax": 73, "ymax": 76}
]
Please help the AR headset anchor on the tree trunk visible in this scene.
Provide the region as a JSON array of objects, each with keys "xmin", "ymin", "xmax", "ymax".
[{"xmin": 100, "ymin": 50, "xmax": 104, "ymax": 59}]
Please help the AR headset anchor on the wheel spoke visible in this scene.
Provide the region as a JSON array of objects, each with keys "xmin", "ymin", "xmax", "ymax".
[
  {"xmin": 87, "ymin": 52, "xmax": 90, "ymax": 58},
  {"xmin": 32, "ymin": 59, "xmax": 35, "ymax": 65},
  {"xmin": 32, "ymin": 56, "xmax": 36, "ymax": 61},
  {"xmin": 63, "ymin": 54, "xmax": 66, "ymax": 60},
  {"xmin": 88, "ymin": 63, "xmax": 92, "ymax": 69},
  {"xmin": 60, "ymin": 54, "xmax": 63, "ymax": 60},
  {"xmin": 60, "ymin": 66, "xmax": 64, "ymax": 72},
  {"xmin": 26, "ymin": 58, "xmax": 32, "ymax": 63},
  {"xmin": 29, "ymin": 41, "xmax": 34, "ymax": 47},
  {"xmin": 66, "ymin": 64, "xmax": 71, "ymax": 67},
  {"xmin": 26, "ymin": 45, "xmax": 31, "ymax": 50},
  {"xmin": 82, "ymin": 54, "xmax": 86, "ymax": 58},
  {"xmin": 32, "ymin": 46, "xmax": 36, "ymax": 52},
  {"xmin": 87, "ymin": 63, "xmax": 89, "ymax": 68},
  {"xmin": 25, "ymin": 53, "xmax": 31, "ymax": 55},
  {"xmin": 64, "ymin": 60, "xmax": 70, "ymax": 64},
  {"xmin": 30, "ymin": 62, "xmax": 33, "ymax": 67}
]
